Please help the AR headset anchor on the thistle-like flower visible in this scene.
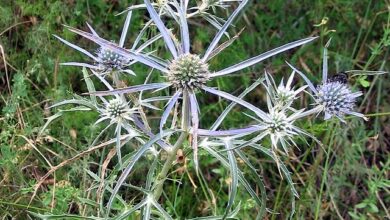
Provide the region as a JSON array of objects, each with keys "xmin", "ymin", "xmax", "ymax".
[
  {"xmin": 100, "ymin": 97, "xmax": 136, "ymax": 124},
  {"xmin": 287, "ymin": 41, "xmax": 367, "ymax": 122},
  {"xmin": 263, "ymin": 107, "xmax": 320, "ymax": 153},
  {"xmin": 242, "ymin": 99, "xmax": 321, "ymax": 154},
  {"xmin": 55, "ymin": 11, "xmax": 161, "ymax": 76},
  {"xmin": 48, "ymin": 93, "xmax": 139, "ymax": 166},
  {"xmin": 197, "ymin": 92, "xmax": 321, "ymax": 155},
  {"xmin": 167, "ymin": 54, "xmax": 210, "ymax": 89},
  {"xmin": 63, "ymin": 0, "xmax": 317, "ymax": 171},
  {"xmin": 95, "ymin": 47, "xmax": 131, "ymax": 74},
  {"xmin": 264, "ymin": 70, "xmax": 307, "ymax": 110},
  {"xmin": 316, "ymin": 81, "xmax": 363, "ymax": 120},
  {"xmin": 97, "ymin": 96, "xmax": 139, "ymax": 162}
]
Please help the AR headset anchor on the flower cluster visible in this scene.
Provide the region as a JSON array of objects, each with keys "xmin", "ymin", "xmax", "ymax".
[{"xmin": 42, "ymin": 1, "xmax": 374, "ymax": 219}]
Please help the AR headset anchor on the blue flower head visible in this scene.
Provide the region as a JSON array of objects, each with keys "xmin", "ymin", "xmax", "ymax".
[{"xmin": 288, "ymin": 40, "xmax": 367, "ymax": 122}]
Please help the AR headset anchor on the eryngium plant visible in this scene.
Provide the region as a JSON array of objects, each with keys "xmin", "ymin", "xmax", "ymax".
[{"xmin": 35, "ymin": 1, "xmax": 381, "ymax": 219}]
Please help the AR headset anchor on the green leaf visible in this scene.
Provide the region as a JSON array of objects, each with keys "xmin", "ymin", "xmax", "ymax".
[
  {"xmin": 201, "ymin": 144, "xmax": 264, "ymax": 218},
  {"xmin": 82, "ymin": 67, "xmax": 97, "ymax": 105},
  {"xmin": 235, "ymin": 149, "xmax": 266, "ymax": 219},
  {"xmin": 114, "ymin": 200, "xmax": 147, "ymax": 220},
  {"xmin": 368, "ymin": 203, "xmax": 379, "ymax": 213},
  {"xmin": 107, "ymin": 130, "xmax": 178, "ymax": 215},
  {"xmin": 115, "ymin": 121, "xmax": 123, "ymax": 166},
  {"xmin": 355, "ymin": 202, "xmax": 367, "ymax": 209},
  {"xmin": 358, "ymin": 76, "xmax": 370, "ymax": 88},
  {"xmin": 39, "ymin": 111, "xmax": 64, "ymax": 136},
  {"xmin": 348, "ymin": 211, "xmax": 361, "ymax": 220},
  {"xmin": 142, "ymin": 203, "xmax": 152, "ymax": 220},
  {"xmin": 223, "ymin": 140, "xmax": 238, "ymax": 219}
]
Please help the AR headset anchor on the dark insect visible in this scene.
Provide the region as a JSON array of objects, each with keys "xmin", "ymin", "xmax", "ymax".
[{"xmin": 328, "ymin": 71, "xmax": 348, "ymax": 84}]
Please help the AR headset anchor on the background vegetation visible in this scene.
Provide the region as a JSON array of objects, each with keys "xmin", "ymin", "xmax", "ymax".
[{"xmin": 0, "ymin": 0, "xmax": 389, "ymax": 219}]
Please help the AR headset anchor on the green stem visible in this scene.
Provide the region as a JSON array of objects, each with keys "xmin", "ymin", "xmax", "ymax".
[
  {"xmin": 0, "ymin": 200, "xmax": 48, "ymax": 212},
  {"xmin": 314, "ymin": 128, "xmax": 335, "ymax": 220},
  {"xmin": 153, "ymin": 90, "xmax": 190, "ymax": 200}
]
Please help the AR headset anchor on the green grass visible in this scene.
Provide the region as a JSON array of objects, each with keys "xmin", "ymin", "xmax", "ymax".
[{"xmin": 1, "ymin": 0, "xmax": 389, "ymax": 219}]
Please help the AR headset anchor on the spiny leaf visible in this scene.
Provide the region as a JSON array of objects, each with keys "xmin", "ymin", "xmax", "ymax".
[
  {"xmin": 106, "ymin": 130, "xmax": 177, "ymax": 215},
  {"xmin": 82, "ymin": 67, "xmax": 97, "ymax": 105}
]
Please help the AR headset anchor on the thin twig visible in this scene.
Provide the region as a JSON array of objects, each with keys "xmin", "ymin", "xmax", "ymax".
[
  {"xmin": 97, "ymin": 147, "xmax": 117, "ymax": 204},
  {"xmin": 0, "ymin": 45, "xmax": 11, "ymax": 95},
  {"xmin": 0, "ymin": 21, "xmax": 33, "ymax": 36}
]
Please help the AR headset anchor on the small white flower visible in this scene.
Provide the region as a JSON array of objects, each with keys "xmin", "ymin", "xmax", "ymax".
[
  {"xmin": 264, "ymin": 71, "xmax": 307, "ymax": 109},
  {"xmin": 260, "ymin": 106, "xmax": 319, "ymax": 153},
  {"xmin": 103, "ymin": 98, "xmax": 134, "ymax": 122},
  {"xmin": 104, "ymin": 98, "xmax": 131, "ymax": 118},
  {"xmin": 197, "ymin": 102, "xmax": 321, "ymax": 154}
]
